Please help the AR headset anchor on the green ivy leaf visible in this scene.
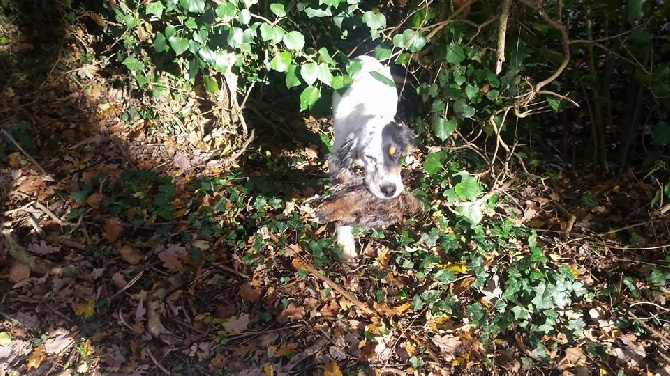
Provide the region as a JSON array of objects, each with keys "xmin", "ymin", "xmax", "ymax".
[
  {"xmin": 154, "ymin": 32, "xmax": 168, "ymax": 52},
  {"xmin": 423, "ymin": 151, "xmax": 447, "ymax": 175},
  {"xmin": 392, "ymin": 29, "xmax": 426, "ymax": 52},
  {"xmin": 283, "ymin": 31, "xmax": 305, "ymax": 51},
  {"xmin": 317, "ymin": 63, "xmax": 333, "ymax": 86},
  {"xmin": 320, "ymin": 0, "xmax": 343, "ymax": 6},
  {"xmin": 331, "ymin": 75, "xmax": 352, "ymax": 90},
  {"xmin": 304, "ymin": 7, "xmax": 332, "ymax": 18},
  {"xmin": 318, "ymin": 47, "xmax": 336, "ymax": 65},
  {"xmin": 455, "ymin": 202, "xmax": 483, "ymax": 224},
  {"xmin": 168, "ymin": 36, "xmax": 190, "ymax": 55},
  {"xmin": 486, "ymin": 89, "xmax": 500, "ymax": 101},
  {"xmin": 433, "ymin": 116, "xmax": 457, "ymax": 141},
  {"xmin": 445, "ymin": 43, "xmax": 466, "ymax": 64},
  {"xmin": 227, "ymin": 27, "xmax": 244, "ymax": 47},
  {"xmin": 454, "ymin": 98, "xmax": 475, "ymax": 118},
  {"xmin": 652, "ymin": 121, "xmax": 670, "ymax": 146},
  {"xmin": 465, "ymin": 84, "xmax": 479, "ymax": 100},
  {"xmin": 203, "ymin": 75, "xmax": 219, "ymax": 94},
  {"xmin": 145, "ymin": 2, "xmax": 166, "ymax": 18},
  {"xmin": 215, "ymin": 2, "xmax": 236, "ymax": 22},
  {"xmin": 122, "ymin": 56, "xmax": 145, "ymax": 72},
  {"xmin": 285, "ymin": 64, "xmax": 301, "ymax": 89},
  {"xmin": 299, "ymin": 86, "xmax": 321, "ymax": 111},
  {"xmin": 370, "ymin": 71, "xmax": 395, "ymax": 87},
  {"xmin": 180, "ymin": 0, "xmax": 205, "ymax": 13},
  {"xmin": 239, "ymin": 8, "xmax": 251, "ymax": 24},
  {"xmin": 375, "ymin": 44, "xmax": 392, "ymax": 60},
  {"xmin": 300, "ymin": 62, "xmax": 319, "ymax": 86},
  {"xmin": 270, "ymin": 51, "xmax": 292, "ymax": 72},
  {"xmin": 270, "ymin": 3, "xmax": 286, "ymax": 17},
  {"xmin": 362, "ymin": 11, "xmax": 386, "ymax": 31},
  {"xmin": 627, "ymin": 0, "xmax": 644, "ymax": 22},
  {"xmin": 454, "ymin": 172, "xmax": 482, "ymax": 201}
]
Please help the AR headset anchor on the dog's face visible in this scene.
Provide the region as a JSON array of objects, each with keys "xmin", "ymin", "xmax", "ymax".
[{"xmin": 361, "ymin": 121, "xmax": 415, "ymax": 200}]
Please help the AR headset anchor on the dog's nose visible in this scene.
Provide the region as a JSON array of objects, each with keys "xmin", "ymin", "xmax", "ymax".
[{"xmin": 380, "ymin": 183, "xmax": 397, "ymax": 198}]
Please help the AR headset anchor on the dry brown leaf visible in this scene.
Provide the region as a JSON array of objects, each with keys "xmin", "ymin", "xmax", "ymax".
[
  {"xmin": 232, "ymin": 342, "xmax": 257, "ymax": 357},
  {"xmin": 26, "ymin": 345, "xmax": 46, "ymax": 370},
  {"xmin": 560, "ymin": 346, "xmax": 586, "ymax": 367},
  {"xmin": 223, "ymin": 313, "xmax": 250, "ymax": 334},
  {"xmin": 157, "ymin": 244, "xmax": 187, "ymax": 271},
  {"xmin": 240, "ymin": 282, "xmax": 262, "ymax": 301},
  {"xmin": 373, "ymin": 302, "xmax": 411, "ymax": 317},
  {"xmin": 43, "ymin": 330, "xmax": 74, "ymax": 355},
  {"xmin": 111, "ymin": 272, "xmax": 127, "ymax": 289},
  {"xmin": 9, "ymin": 262, "xmax": 30, "ymax": 283},
  {"xmin": 28, "ymin": 240, "xmax": 61, "ymax": 255},
  {"xmin": 119, "ymin": 245, "xmax": 143, "ymax": 265},
  {"xmin": 85, "ymin": 192, "xmax": 103, "ymax": 208},
  {"xmin": 274, "ymin": 343, "xmax": 297, "ymax": 358},
  {"xmin": 103, "ymin": 217, "xmax": 123, "ymax": 242},
  {"xmin": 276, "ymin": 303, "xmax": 304, "ymax": 324},
  {"xmin": 432, "ymin": 334, "xmax": 461, "ymax": 361},
  {"xmin": 322, "ymin": 360, "xmax": 343, "ymax": 376}
]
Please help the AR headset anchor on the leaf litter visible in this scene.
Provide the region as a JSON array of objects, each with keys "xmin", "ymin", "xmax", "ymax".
[{"xmin": 0, "ymin": 12, "xmax": 668, "ymax": 376}]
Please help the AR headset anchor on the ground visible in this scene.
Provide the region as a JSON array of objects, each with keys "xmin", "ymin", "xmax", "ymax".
[{"xmin": 1, "ymin": 7, "xmax": 670, "ymax": 376}]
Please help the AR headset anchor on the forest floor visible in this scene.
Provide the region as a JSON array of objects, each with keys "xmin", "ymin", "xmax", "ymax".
[{"xmin": 1, "ymin": 7, "xmax": 670, "ymax": 376}]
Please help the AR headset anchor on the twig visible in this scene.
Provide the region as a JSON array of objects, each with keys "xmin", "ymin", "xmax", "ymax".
[
  {"xmin": 551, "ymin": 201, "xmax": 577, "ymax": 234},
  {"xmin": 2, "ymin": 228, "xmax": 89, "ymax": 280},
  {"xmin": 145, "ymin": 345, "xmax": 171, "ymax": 375},
  {"xmin": 291, "ymin": 256, "xmax": 376, "ymax": 316},
  {"xmin": 108, "ymin": 271, "xmax": 144, "ymax": 301},
  {"xmin": 33, "ymin": 201, "xmax": 65, "ymax": 226},
  {"xmin": 496, "ymin": 0, "xmax": 511, "ymax": 75},
  {"xmin": 1, "ymin": 129, "xmax": 48, "ymax": 176}
]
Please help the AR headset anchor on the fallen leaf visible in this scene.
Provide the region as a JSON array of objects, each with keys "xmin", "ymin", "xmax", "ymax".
[
  {"xmin": 85, "ymin": 192, "xmax": 103, "ymax": 208},
  {"xmin": 135, "ymin": 298, "xmax": 146, "ymax": 321},
  {"xmin": 223, "ymin": 314, "xmax": 250, "ymax": 334},
  {"xmin": 273, "ymin": 343, "xmax": 297, "ymax": 357},
  {"xmin": 277, "ymin": 303, "xmax": 305, "ymax": 324},
  {"xmin": 28, "ymin": 240, "xmax": 61, "ymax": 255},
  {"xmin": 157, "ymin": 244, "xmax": 188, "ymax": 271},
  {"xmin": 432, "ymin": 334, "xmax": 461, "ymax": 361},
  {"xmin": 240, "ymin": 282, "xmax": 262, "ymax": 301},
  {"xmin": 323, "ymin": 360, "xmax": 343, "ymax": 376},
  {"xmin": 26, "ymin": 346, "xmax": 46, "ymax": 370},
  {"xmin": 111, "ymin": 272, "xmax": 127, "ymax": 288},
  {"xmin": 43, "ymin": 330, "xmax": 74, "ymax": 355},
  {"xmin": 71, "ymin": 300, "xmax": 96, "ymax": 318},
  {"xmin": 9, "ymin": 262, "xmax": 30, "ymax": 283},
  {"xmin": 560, "ymin": 346, "xmax": 586, "ymax": 367},
  {"xmin": 119, "ymin": 244, "xmax": 143, "ymax": 265},
  {"xmin": 103, "ymin": 217, "xmax": 123, "ymax": 242}
]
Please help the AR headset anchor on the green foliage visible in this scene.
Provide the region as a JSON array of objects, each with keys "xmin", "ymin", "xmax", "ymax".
[{"xmin": 103, "ymin": 0, "xmax": 434, "ymax": 115}]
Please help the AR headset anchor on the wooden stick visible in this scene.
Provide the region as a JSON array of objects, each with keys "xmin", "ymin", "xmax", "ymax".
[{"xmin": 291, "ymin": 257, "xmax": 376, "ymax": 316}]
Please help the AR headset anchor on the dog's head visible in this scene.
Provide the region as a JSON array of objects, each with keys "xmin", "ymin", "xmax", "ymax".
[{"xmin": 361, "ymin": 121, "xmax": 415, "ymax": 200}]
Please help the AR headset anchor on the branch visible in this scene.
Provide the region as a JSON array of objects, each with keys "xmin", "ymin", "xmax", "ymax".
[
  {"xmin": 496, "ymin": 0, "xmax": 512, "ymax": 75},
  {"xmin": 518, "ymin": 0, "xmax": 570, "ymax": 93}
]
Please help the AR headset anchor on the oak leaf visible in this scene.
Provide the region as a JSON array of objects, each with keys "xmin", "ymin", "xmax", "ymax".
[
  {"xmin": 322, "ymin": 360, "xmax": 343, "ymax": 376},
  {"xmin": 103, "ymin": 217, "xmax": 123, "ymax": 242},
  {"xmin": 119, "ymin": 244, "xmax": 143, "ymax": 265},
  {"xmin": 26, "ymin": 346, "xmax": 46, "ymax": 370},
  {"xmin": 8, "ymin": 262, "xmax": 30, "ymax": 283}
]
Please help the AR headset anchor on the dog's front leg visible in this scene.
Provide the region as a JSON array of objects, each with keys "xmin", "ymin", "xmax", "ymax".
[{"xmin": 336, "ymin": 224, "xmax": 356, "ymax": 259}]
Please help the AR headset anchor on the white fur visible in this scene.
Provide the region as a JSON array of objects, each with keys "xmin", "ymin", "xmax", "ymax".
[{"xmin": 330, "ymin": 56, "xmax": 401, "ymax": 259}]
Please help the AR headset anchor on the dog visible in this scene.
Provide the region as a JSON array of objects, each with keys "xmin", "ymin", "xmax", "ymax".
[{"xmin": 329, "ymin": 55, "xmax": 415, "ymax": 259}]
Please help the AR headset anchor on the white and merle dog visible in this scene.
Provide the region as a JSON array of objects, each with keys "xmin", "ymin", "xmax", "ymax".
[{"xmin": 330, "ymin": 55, "xmax": 415, "ymax": 259}]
